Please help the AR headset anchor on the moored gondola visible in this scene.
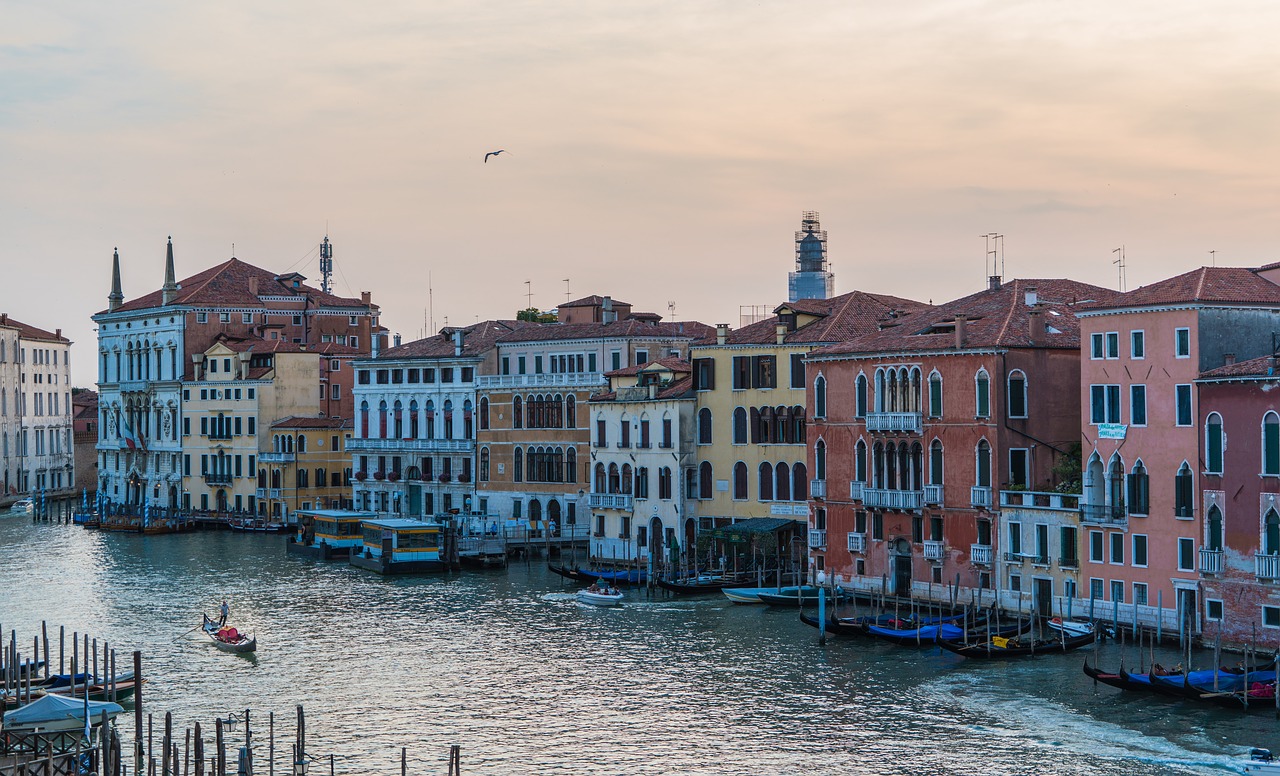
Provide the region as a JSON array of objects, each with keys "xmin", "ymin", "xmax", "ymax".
[
  {"xmin": 938, "ymin": 629, "xmax": 1096, "ymax": 659},
  {"xmin": 864, "ymin": 619, "xmax": 1016, "ymax": 647}
]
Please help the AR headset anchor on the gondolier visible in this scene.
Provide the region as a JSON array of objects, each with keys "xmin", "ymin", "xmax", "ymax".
[{"xmin": 219, "ymin": 599, "xmax": 229, "ymax": 626}]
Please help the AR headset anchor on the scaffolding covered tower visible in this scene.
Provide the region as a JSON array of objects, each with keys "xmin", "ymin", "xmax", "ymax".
[{"xmin": 788, "ymin": 211, "xmax": 834, "ymax": 302}]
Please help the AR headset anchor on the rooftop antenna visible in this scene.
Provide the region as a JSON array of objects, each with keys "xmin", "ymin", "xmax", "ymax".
[
  {"xmin": 563, "ymin": 278, "xmax": 571, "ymax": 303},
  {"xmin": 422, "ymin": 307, "xmax": 429, "ymax": 340},
  {"xmin": 668, "ymin": 300, "xmax": 676, "ymax": 319},
  {"xmin": 1209, "ymin": 249, "xmax": 1217, "ymax": 267},
  {"xmin": 1112, "ymin": 246, "xmax": 1127, "ymax": 292},
  {"xmin": 980, "ymin": 233, "xmax": 1002, "ymax": 285},
  {"xmin": 525, "ymin": 280, "xmax": 533, "ymax": 309},
  {"xmin": 319, "ymin": 235, "xmax": 334, "ymax": 294},
  {"xmin": 429, "ymin": 271, "xmax": 434, "ymax": 335}
]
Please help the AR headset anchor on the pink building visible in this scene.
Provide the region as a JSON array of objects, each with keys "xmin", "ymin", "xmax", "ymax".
[
  {"xmin": 1078, "ymin": 266, "xmax": 1280, "ymax": 640},
  {"xmin": 808, "ymin": 278, "xmax": 1112, "ymax": 599}
]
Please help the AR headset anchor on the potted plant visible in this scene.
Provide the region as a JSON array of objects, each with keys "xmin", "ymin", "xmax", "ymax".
[
  {"xmin": 355, "ymin": 470, "xmax": 368, "ymax": 481},
  {"xmin": 457, "ymin": 473, "xmax": 471, "ymax": 483},
  {"xmin": 373, "ymin": 471, "xmax": 385, "ymax": 481},
  {"xmin": 388, "ymin": 471, "xmax": 400, "ymax": 482},
  {"xmin": 438, "ymin": 473, "xmax": 451, "ymax": 483}
]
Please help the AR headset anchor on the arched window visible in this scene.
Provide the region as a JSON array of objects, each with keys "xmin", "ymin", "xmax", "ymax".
[
  {"xmin": 975, "ymin": 370, "xmax": 990, "ymax": 418},
  {"xmin": 1128, "ymin": 460, "xmax": 1149, "ymax": 516},
  {"xmin": 529, "ymin": 499, "xmax": 542, "ymax": 523},
  {"xmin": 1267, "ymin": 509, "xmax": 1280, "ymax": 555},
  {"xmin": 565, "ymin": 395, "xmax": 576, "ymax": 428},
  {"xmin": 814, "ymin": 375, "xmax": 827, "ymax": 418},
  {"xmin": 759, "ymin": 463, "xmax": 774, "ymax": 500},
  {"xmin": 513, "ymin": 448, "xmax": 523, "ymax": 483},
  {"xmin": 378, "ymin": 401, "xmax": 388, "ymax": 438},
  {"xmin": 929, "ymin": 439, "xmax": 943, "ymax": 486},
  {"xmin": 608, "ymin": 463, "xmax": 621, "ymax": 494},
  {"xmin": 855, "ymin": 374, "xmax": 868, "ymax": 418},
  {"xmin": 975, "ymin": 440, "xmax": 991, "ymax": 487},
  {"xmin": 928, "ymin": 371, "xmax": 943, "ymax": 417},
  {"xmin": 513, "ymin": 396, "xmax": 523, "ymax": 429},
  {"xmin": 698, "ymin": 408, "xmax": 712, "ymax": 445},
  {"xmin": 1175, "ymin": 461, "xmax": 1194, "ymax": 517},
  {"xmin": 698, "ymin": 461, "xmax": 713, "ymax": 499},
  {"xmin": 733, "ymin": 462, "xmax": 747, "ymax": 500},
  {"xmin": 594, "ymin": 463, "xmax": 606, "ymax": 492},
  {"xmin": 479, "ymin": 397, "xmax": 490, "ymax": 431},
  {"xmin": 297, "ymin": 434, "xmax": 306, "ymax": 454},
  {"xmin": 775, "ymin": 462, "xmax": 791, "ymax": 501},
  {"xmin": 443, "ymin": 399, "xmax": 455, "ymax": 439},
  {"xmin": 1205, "ymin": 412, "xmax": 1224, "ymax": 474},
  {"xmin": 621, "ymin": 464, "xmax": 633, "ymax": 495},
  {"xmin": 792, "ymin": 405, "xmax": 805, "ymax": 442},
  {"xmin": 815, "ymin": 439, "xmax": 826, "ymax": 481},
  {"xmin": 1265, "ymin": 411, "xmax": 1280, "ymax": 475},
  {"xmin": 1107, "ymin": 454, "xmax": 1125, "ymax": 512},
  {"xmin": 392, "ymin": 400, "xmax": 404, "ymax": 439},
  {"xmin": 425, "ymin": 400, "xmax": 436, "ymax": 439},
  {"xmin": 1207, "ymin": 505, "xmax": 1223, "ymax": 551},
  {"xmin": 759, "ymin": 407, "xmax": 774, "ymax": 444},
  {"xmin": 359, "ymin": 401, "xmax": 370, "ymax": 438},
  {"xmin": 733, "ymin": 407, "xmax": 748, "ymax": 444},
  {"xmin": 1007, "ymin": 370, "xmax": 1027, "ymax": 418},
  {"xmin": 409, "ymin": 400, "xmax": 420, "ymax": 438},
  {"xmin": 855, "ymin": 440, "xmax": 867, "ymax": 483},
  {"xmin": 793, "ymin": 462, "xmax": 808, "ymax": 501},
  {"xmin": 566, "ymin": 447, "xmax": 577, "ymax": 483},
  {"xmin": 463, "ymin": 399, "xmax": 474, "ymax": 439},
  {"xmin": 480, "ymin": 448, "xmax": 490, "ymax": 482}
]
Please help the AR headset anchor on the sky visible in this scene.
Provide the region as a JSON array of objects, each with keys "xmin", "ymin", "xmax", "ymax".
[{"xmin": 5, "ymin": 0, "xmax": 1280, "ymax": 387}]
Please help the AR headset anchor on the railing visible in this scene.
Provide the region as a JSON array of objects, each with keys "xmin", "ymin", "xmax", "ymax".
[
  {"xmin": 1080, "ymin": 504, "xmax": 1128, "ymax": 527},
  {"xmin": 1058, "ymin": 555, "xmax": 1079, "ymax": 569},
  {"xmin": 810, "ymin": 479, "xmax": 827, "ymax": 499},
  {"xmin": 923, "ymin": 540, "xmax": 945, "ymax": 561},
  {"xmin": 346, "ymin": 438, "xmax": 472, "ymax": 453},
  {"xmin": 808, "ymin": 529, "xmax": 827, "ymax": 549},
  {"xmin": 849, "ymin": 481, "xmax": 864, "ymax": 501},
  {"xmin": 865, "ymin": 411, "xmax": 922, "ymax": 434},
  {"xmin": 588, "ymin": 493, "xmax": 634, "ymax": 510},
  {"xmin": 259, "ymin": 451, "xmax": 295, "ymax": 463},
  {"xmin": 203, "ymin": 472, "xmax": 233, "ymax": 484},
  {"xmin": 1256, "ymin": 553, "xmax": 1280, "ymax": 580},
  {"xmin": 1003, "ymin": 551, "xmax": 1026, "ymax": 564},
  {"xmin": 999, "ymin": 490, "xmax": 1081, "ymax": 511},
  {"xmin": 970, "ymin": 486, "xmax": 992, "ymax": 508},
  {"xmin": 477, "ymin": 373, "xmax": 604, "ymax": 389},
  {"xmin": 208, "ymin": 431, "xmax": 233, "ymax": 440},
  {"xmin": 862, "ymin": 488, "xmax": 923, "ymax": 511},
  {"xmin": 848, "ymin": 532, "xmax": 867, "ymax": 553},
  {"xmin": 970, "ymin": 543, "xmax": 992, "ymax": 566},
  {"xmin": 1199, "ymin": 548, "xmax": 1223, "ymax": 575},
  {"xmin": 256, "ymin": 488, "xmax": 282, "ymax": 500},
  {"xmin": 923, "ymin": 484, "xmax": 943, "ymax": 504}
]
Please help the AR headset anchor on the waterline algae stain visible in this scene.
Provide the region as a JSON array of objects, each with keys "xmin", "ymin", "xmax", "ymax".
[{"xmin": 0, "ymin": 518, "xmax": 1271, "ymax": 775}]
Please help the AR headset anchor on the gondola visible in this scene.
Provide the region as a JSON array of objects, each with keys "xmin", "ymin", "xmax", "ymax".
[
  {"xmin": 799, "ymin": 611, "xmax": 909, "ymax": 636},
  {"xmin": 863, "ymin": 619, "xmax": 1016, "ymax": 647},
  {"xmin": 547, "ymin": 564, "xmax": 647, "ymax": 586},
  {"xmin": 202, "ymin": 614, "xmax": 257, "ymax": 654},
  {"xmin": 1083, "ymin": 659, "xmax": 1279, "ymax": 709},
  {"xmin": 757, "ymin": 586, "xmax": 851, "ymax": 607},
  {"xmin": 938, "ymin": 629, "xmax": 1096, "ymax": 659},
  {"xmin": 654, "ymin": 575, "xmax": 744, "ymax": 595}
]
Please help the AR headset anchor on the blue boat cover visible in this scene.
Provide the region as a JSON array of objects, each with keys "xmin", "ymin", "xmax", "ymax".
[{"xmin": 3, "ymin": 694, "xmax": 123, "ymax": 729}]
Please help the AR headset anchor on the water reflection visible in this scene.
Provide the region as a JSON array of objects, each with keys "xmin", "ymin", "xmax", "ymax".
[{"xmin": 0, "ymin": 517, "xmax": 1270, "ymax": 774}]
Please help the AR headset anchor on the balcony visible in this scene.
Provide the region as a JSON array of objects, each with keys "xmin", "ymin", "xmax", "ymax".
[
  {"xmin": 810, "ymin": 479, "xmax": 827, "ymax": 499},
  {"xmin": 923, "ymin": 540, "xmax": 945, "ymax": 562},
  {"xmin": 259, "ymin": 452, "xmax": 295, "ymax": 464},
  {"xmin": 1256, "ymin": 553, "xmax": 1280, "ymax": 581},
  {"xmin": 1199, "ymin": 548, "xmax": 1223, "ymax": 575},
  {"xmin": 1003, "ymin": 551, "xmax": 1026, "ymax": 564},
  {"xmin": 1000, "ymin": 490, "xmax": 1081, "ymax": 511},
  {"xmin": 1058, "ymin": 556, "xmax": 1080, "ymax": 570},
  {"xmin": 849, "ymin": 481, "xmax": 864, "ymax": 501},
  {"xmin": 208, "ymin": 431, "xmax": 233, "ymax": 441},
  {"xmin": 808, "ymin": 529, "xmax": 827, "ymax": 549},
  {"xmin": 848, "ymin": 532, "xmax": 867, "ymax": 553},
  {"xmin": 346, "ymin": 438, "xmax": 471, "ymax": 453},
  {"xmin": 970, "ymin": 544, "xmax": 993, "ymax": 566},
  {"xmin": 256, "ymin": 488, "xmax": 283, "ymax": 500},
  {"xmin": 970, "ymin": 486, "xmax": 992, "ymax": 509},
  {"xmin": 588, "ymin": 493, "xmax": 634, "ymax": 510},
  {"xmin": 923, "ymin": 484, "xmax": 943, "ymax": 505},
  {"xmin": 1080, "ymin": 504, "xmax": 1128, "ymax": 528},
  {"xmin": 203, "ymin": 472, "xmax": 233, "ymax": 484},
  {"xmin": 865, "ymin": 411, "xmax": 922, "ymax": 434},
  {"xmin": 476, "ymin": 373, "xmax": 604, "ymax": 390},
  {"xmin": 863, "ymin": 488, "xmax": 923, "ymax": 511}
]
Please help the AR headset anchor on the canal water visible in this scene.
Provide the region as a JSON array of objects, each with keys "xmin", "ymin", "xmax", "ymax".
[{"xmin": 0, "ymin": 513, "xmax": 1273, "ymax": 775}]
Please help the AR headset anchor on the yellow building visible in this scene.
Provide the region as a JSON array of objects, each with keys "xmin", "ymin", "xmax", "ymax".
[
  {"xmin": 260, "ymin": 416, "xmax": 352, "ymax": 518},
  {"xmin": 181, "ymin": 338, "xmax": 325, "ymax": 514},
  {"xmin": 690, "ymin": 294, "xmax": 927, "ymax": 549}
]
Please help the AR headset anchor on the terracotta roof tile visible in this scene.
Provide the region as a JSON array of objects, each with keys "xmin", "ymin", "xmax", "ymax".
[
  {"xmin": 1087, "ymin": 266, "xmax": 1280, "ymax": 310},
  {"xmin": 497, "ymin": 319, "xmax": 712, "ymax": 344},
  {"xmin": 376, "ymin": 320, "xmax": 531, "ymax": 360},
  {"xmin": 559, "ymin": 295, "xmax": 631, "ymax": 309},
  {"xmin": 590, "ymin": 375, "xmax": 695, "ymax": 402},
  {"xmin": 271, "ymin": 416, "xmax": 352, "ymax": 429},
  {"xmin": 811, "ymin": 278, "xmax": 1120, "ymax": 357},
  {"xmin": 603, "ymin": 357, "xmax": 691, "ymax": 377},
  {"xmin": 716, "ymin": 290, "xmax": 930, "ymax": 347},
  {"xmin": 0, "ymin": 315, "xmax": 70, "ymax": 343},
  {"xmin": 1199, "ymin": 354, "xmax": 1280, "ymax": 379}
]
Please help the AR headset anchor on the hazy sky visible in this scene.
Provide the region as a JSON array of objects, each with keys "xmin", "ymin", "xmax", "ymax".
[{"xmin": 5, "ymin": 1, "xmax": 1280, "ymax": 386}]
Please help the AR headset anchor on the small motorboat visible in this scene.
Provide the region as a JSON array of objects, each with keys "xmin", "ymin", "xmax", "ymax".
[
  {"xmin": 3, "ymin": 693, "xmax": 124, "ymax": 733},
  {"xmin": 202, "ymin": 615, "xmax": 257, "ymax": 653},
  {"xmin": 1243, "ymin": 748, "xmax": 1280, "ymax": 774},
  {"xmin": 10, "ymin": 498, "xmax": 33, "ymax": 513},
  {"xmin": 722, "ymin": 587, "xmax": 775, "ymax": 604},
  {"xmin": 577, "ymin": 583, "xmax": 624, "ymax": 607},
  {"xmin": 1047, "ymin": 617, "xmax": 1100, "ymax": 639}
]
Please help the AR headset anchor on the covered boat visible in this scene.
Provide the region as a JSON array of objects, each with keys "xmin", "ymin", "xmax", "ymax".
[
  {"xmin": 3, "ymin": 693, "xmax": 123, "ymax": 733},
  {"xmin": 757, "ymin": 586, "xmax": 850, "ymax": 607}
]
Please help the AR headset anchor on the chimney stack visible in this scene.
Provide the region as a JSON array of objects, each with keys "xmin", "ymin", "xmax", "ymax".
[
  {"xmin": 108, "ymin": 248, "xmax": 124, "ymax": 312},
  {"xmin": 1224, "ymin": 353, "xmax": 1237, "ymax": 366},
  {"xmin": 716, "ymin": 323, "xmax": 729, "ymax": 346},
  {"xmin": 988, "ymin": 275, "xmax": 1002, "ymax": 291},
  {"xmin": 248, "ymin": 277, "xmax": 259, "ymax": 297},
  {"xmin": 775, "ymin": 323, "xmax": 787, "ymax": 345},
  {"xmin": 1027, "ymin": 306, "xmax": 1043, "ymax": 346},
  {"xmin": 954, "ymin": 315, "xmax": 967, "ymax": 349},
  {"xmin": 393, "ymin": 333, "xmax": 402, "ymax": 348},
  {"xmin": 55, "ymin": 328, "xmax": 61, "ymax": 340},
  {"xmin": 602, "ymin": 296, "xmax": 616, "ymax": 324},
  {"xmin": 361, "ymin": 291, "xmax": 371, "ymax": 306},
  {"xmin": 1025, "ymin": 286, "xmax": 1038, "ymax": 307},
  {"xmin": 371, "ymin": 332, "xmax": 380, "ymax": 358},
  {"xmin": 453, "ymin": 328, "xmax": 465, "ymax": 356},
  {"xmin": 0, "ymin": 314, "xmax": 7, "ymax": 326}
]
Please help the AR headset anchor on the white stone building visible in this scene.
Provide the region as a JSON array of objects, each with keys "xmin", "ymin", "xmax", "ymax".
[{"xmin": 0, "ymin": 314, "xmax": 75, "ymax": 498}]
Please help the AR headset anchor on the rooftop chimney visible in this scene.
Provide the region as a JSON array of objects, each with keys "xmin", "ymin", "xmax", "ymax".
[
  {"xmin": 1027, "ymin": 306, "xmax": 1043, "ymax": 346},
  {"xmin": 716, "ymin": 323, "xmax": 729, "ymax": 346},
  {"xmin": 55, "ymin": 328, "xmax": 61, "ymax": 340},
  {"xmin": 371, "ymin": 332, "xmax": 380, "ymax": 359},
  {"xmin": 361, "ymin": 291, "xmax": 371, "ymax": 306},
  {"xmin": 1224, "ymin": 353, "xmax": 1236, "ymax": 366},
  {"xmin": 954, "ymin": 315, "xmax": 967, "ymax": 349},
  {"xmin": 1025, "ymin": 287, "xmax": 1038, "ymax": 307},
  {"xmin": 775, "ymin": 323, "xmax": 787, "ymax": 345},
  {"xmin": 453, "ymin": 328, "xmax": 465, "ymax": 356},
  {"xmin": 0, "ymin": 314, "xmax": 7, "ymax": 326},
  {"xmin": 248, "ymin": 277, "xmax": 259, "ymax": 297},
  {"xmin": 161, "ymin": 236, "xmax": 178, "ymax": 305},
  {"xmin": 988, "ymin": 275, "xmax": 1002, "ymax": 291},
  {"xmin": 602, "ymin": 296, "xmax": 616, "ymax": 324},
  {"xmin": 108, "ymin": 248, "xmax": 124, "ymax": 312},
  {"xmin": 393, "ymin": 333, "xmax": 402, "ymax": 348}
]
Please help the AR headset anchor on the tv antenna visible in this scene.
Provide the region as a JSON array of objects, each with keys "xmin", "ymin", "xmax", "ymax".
[
  {"xmin": 668, "ymin": 300, "xmax": 676, "ymax": 319},
  {"xmin": 980, "ymin": 233, "xmax": 1004, "ymax": 281},
  {"xmin": 1112, "ymin": 246, "xmax": 1127, "ymax": 292},
  {"xmin": 1209, "ymin": 249, "xmax": 1216, "ymax": 267},
  {"xmin": 319, "ymin": 235, "xmax": 333, "ymax": 294},
  {"xmin": 525, "ymin": 280, "xmax": 533, "ymax": 309},
  {"xmin": 563, "ymin": 278, "xmax": 571, "ymax": 302}
]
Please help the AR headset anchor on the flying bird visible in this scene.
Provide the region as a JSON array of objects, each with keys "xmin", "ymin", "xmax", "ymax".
[{"xmin": 484, "ymin": 150, "xmax": 507, "ymax": 163}]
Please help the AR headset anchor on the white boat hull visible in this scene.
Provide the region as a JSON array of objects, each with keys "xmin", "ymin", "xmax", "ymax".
[{"xmin": 577, "ymin": 590, "xmax": 624, "ymax": 607}]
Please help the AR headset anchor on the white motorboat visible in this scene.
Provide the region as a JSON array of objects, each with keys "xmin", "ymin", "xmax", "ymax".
[
  {"xmin": 3, "ymin": 693, "xmax": 124, "ymax": 733},
  {"xmin": 10, "ymin": 498, "xmax": 33, "ymax": 513},
  {"xmin": 1242, "ymin": 748, "xmax": 1280, "ymax": 774},
  {"xmin": 577, "ymin": 585, "xmax": 624, "ymax": 607},
  {"xmin": 1047, "ymin": 617, "xmax": 1096, "ymax": 638}
]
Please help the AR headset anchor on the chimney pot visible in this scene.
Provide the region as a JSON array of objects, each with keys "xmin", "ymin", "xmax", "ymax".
[
  {"xmin": 988, "ymin": 275, "xmax": 1002, "ymax": 291},
  {"xmin": 1027, "ymin": 306, "xmax": 1043, "ymax": 345},
  {"xmin": 393, "ymin": 333, "xmax": 402, "ymax": 347},
  {"xmin": 775, "ymin": 323, "xmax": 787, "ymax": 345},
  {"xmin": 1025, "ymin": 287, "xmax": 1038, "ymax": 306},
  {"xmin": 361, "ymin": 291, "xmax": 371, "ymax": 306},
  {"xmin": 1225, "ymin": 353, "xmax": 1236, "ymax": 366},
  {"xmin": 55, "ymin": 328, "xmax": 61, "ymax": 339},
  {"xmin": 954, "ymin": 315, "xmax": 967, "ymax": 349},
  {"xmin": 453, "ymin": 328, "xmax": 465, "ymax": 356},
  {"xmin": 716, "ymin": 323, "xmax": 729, "ymax": 346}
]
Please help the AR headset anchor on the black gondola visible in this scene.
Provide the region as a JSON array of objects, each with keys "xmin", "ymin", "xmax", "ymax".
[
  {"xmin": 938, "ymin": 630, "xmax": 1096, "ymax": 659},
  {"xmin": 654, "ymin": 576, "xmax": 744, "ymax": 595}
]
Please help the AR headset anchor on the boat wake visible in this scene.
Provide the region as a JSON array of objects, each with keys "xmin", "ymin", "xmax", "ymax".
[
  {"xmin": 540, "ymin": 593, "xmax": 579, "ymax": 603},
  {"xmin": 921, "ymin": 673, "xmax": 1248, "ymax": 774}
]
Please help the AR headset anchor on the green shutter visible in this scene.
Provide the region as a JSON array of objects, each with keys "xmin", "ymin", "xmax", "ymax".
[
  {"xmin": 1266, "ymin": 420, "xmax": 1280, "ymax": 475},
  {"xmin": 1207, "ymin": 419, "xmax": 1223, "ymax": 472}
]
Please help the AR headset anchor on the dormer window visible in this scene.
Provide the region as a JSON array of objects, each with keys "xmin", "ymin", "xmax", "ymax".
[{"xmin": 779, "ymin": 313, "xmax": 797, "ymax": 331}]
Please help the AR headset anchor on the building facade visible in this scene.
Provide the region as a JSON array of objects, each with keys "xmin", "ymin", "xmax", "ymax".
[
  {"xmin": 72, "ymin": 390, "xmax": 99, "ymax": 494},
  {"xmin": 1078, "ymin": 266, "xmax": 1280, "ymax": 639},
  {"xmin": 587, "ymin": 359, "xmax": 697, "ymax": 565},
  {"xmin": 260, "ymin": 416, "xmax": 352, "ymax": 516},
  {"xmin": 0, "ymin": 314, "xmax": 75, "ymax": 499}
]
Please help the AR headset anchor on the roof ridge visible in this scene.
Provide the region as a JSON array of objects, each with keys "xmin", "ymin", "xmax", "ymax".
[
  {"xmin": 993, "ymin": 281, "xmax": 1019, "ymax": 345},
  {"xmin": 176, "ymin": 258, "xmax": 240, "ymax": 303}
]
